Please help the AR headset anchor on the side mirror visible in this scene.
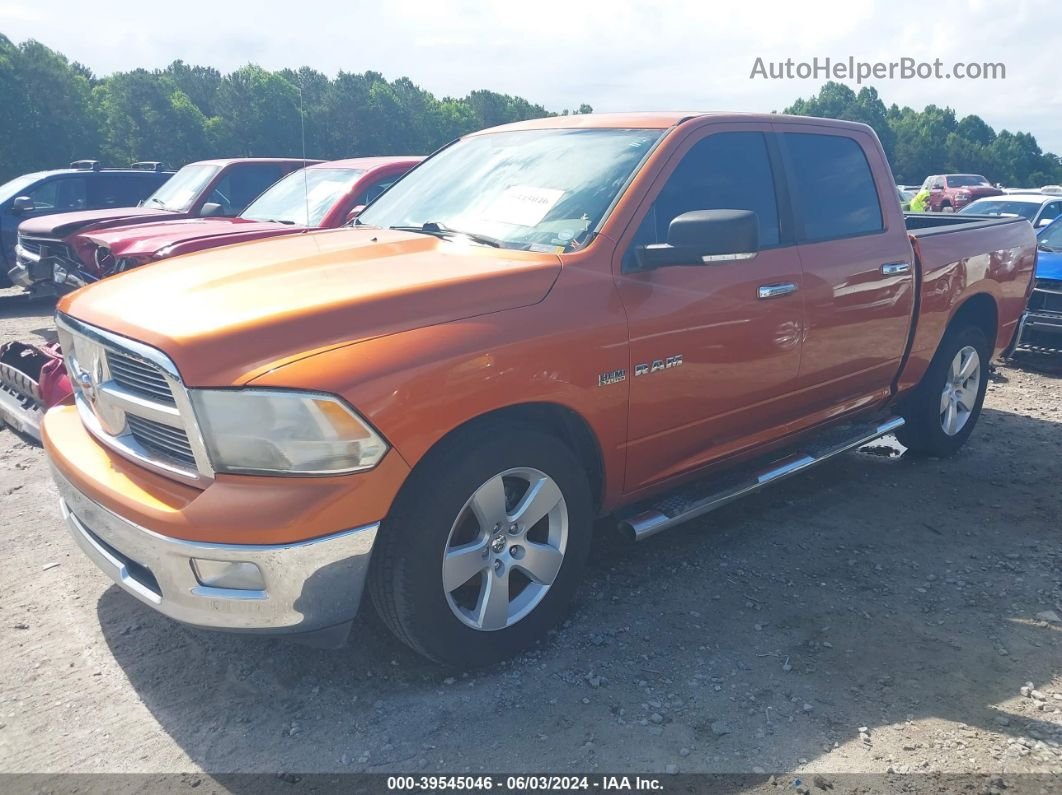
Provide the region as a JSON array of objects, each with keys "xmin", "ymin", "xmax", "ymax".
[
  {"xmin": 635, "ymin": 210, "xmax": 758, "ymax": 270},
  {"xmin": 12, "ymin": 196, "xmax": 34, "ymax": 214},
  {"xmin": 1038, "ymin": 217, "xmax": 1054, "ymax": 227},
  {"xmin": 345, "ymin": 205, "xmax": 366, "ymax": 224},
  {"xmin": 200, "ymin": 202, "xmax": 225, "ymax": 217}
]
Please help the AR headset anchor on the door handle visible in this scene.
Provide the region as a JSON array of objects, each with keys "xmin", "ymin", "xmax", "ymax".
[
  {"xmin": 880, "ymin": 262, "xmax": 911, "ymax": 275},
  {"xmin": 757, "ymin": 282, "xmax": 798, "ymax": 299}
]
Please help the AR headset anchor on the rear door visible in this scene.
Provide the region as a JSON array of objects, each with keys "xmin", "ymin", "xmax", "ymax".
[
  {"xmin": 778, "ymin": 125, "xmax": 915, "ymax": 424},
  {"xmin": 614, "ymin": 123, "xmax": 805, "ymax": 491}
]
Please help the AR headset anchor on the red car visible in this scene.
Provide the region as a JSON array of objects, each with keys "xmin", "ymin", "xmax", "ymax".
[
  {"xmin": 921, "ymin": 173, "xmax": 1002, "ymax": 212},
  {"xmin": 62, "ymin": 156, "xmax": 421, "ymax": 287},
  {"xmin": 13, "ymin": 158, "xmax": 316, "ymax": 294}
]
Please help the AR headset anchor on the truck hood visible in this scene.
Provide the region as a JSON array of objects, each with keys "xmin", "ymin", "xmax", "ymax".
[
  {"xmin": 19, "ymin": 207, "xmax": 172, "ymax": 239},
  {"xmin": 1035, "ymin": 247, "xmax": 1062, "ymax": 281},
  {"xmin": 59, "ymin": 227, "xmax": 562, "ymax": 386},
  {"xmin": 81, "ymin": 217, "xmax": 295, "ymax": 257}
]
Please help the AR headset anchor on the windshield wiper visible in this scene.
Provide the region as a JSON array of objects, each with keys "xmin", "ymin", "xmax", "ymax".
[
  {"xmin": 263, "ymin": 218, "xmax": 296, "ymax": 225},
  {"xmin": 390, "ymin": 221, "xmax": 501, "ymax": 248},
  {"xmin": 147, "ymin": 197, "xmax": 171, "ymax": 211}
]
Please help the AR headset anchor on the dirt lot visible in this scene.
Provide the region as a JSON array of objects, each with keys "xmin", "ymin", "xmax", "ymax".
[{"xmin": 1, "ymin": 287, "xmax": 1061, "ymax": 784}]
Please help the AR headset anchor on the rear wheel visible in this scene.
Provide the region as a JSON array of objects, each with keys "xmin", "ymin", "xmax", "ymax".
[
  {"xmin": 898, "ymin": 325, "xmax": 990, "ymax": 457},
  {"xmin": 369, "ymin": 422, "xmax": 593, "ymax": 666}
]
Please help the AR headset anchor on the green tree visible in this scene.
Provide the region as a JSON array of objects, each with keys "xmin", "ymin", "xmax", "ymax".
[
  {"xmin": 785, "ymin": 82, "xmax": 1062, "ymax": 186},
  {"xmin": 1, "ymin": 39, "xmax": 98, "ymax": 179}
]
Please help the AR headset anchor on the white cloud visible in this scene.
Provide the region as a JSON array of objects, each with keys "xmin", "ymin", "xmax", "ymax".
[{"xmin": 4, "ymin": 0, "xmax": 1062, "ymax": 152}]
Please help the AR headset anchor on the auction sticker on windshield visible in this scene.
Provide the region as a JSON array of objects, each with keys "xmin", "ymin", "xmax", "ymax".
[{"xmin": 483, "ymin": 186, "xmax": 565, "ymax": 227}]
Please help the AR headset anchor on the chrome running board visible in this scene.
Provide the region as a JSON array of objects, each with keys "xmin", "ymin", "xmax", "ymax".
[{"xmin": 618, "ymin": 417, "xmax": 905, "ymax": 541}]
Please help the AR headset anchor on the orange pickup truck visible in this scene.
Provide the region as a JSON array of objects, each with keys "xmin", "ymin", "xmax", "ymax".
[{"xmin": 43, "ymin": 113, "xmax": 1036, "ymax": 666}]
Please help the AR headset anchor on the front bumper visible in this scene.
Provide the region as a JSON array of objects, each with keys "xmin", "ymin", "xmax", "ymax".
[
  {"xmin": 53, "ymin": 465, "xmax": 379, "ymax": 633},
  {"xmin": 9, "ymin": 243, "xmax": 59, "ymax": 294},
  {"xmin": 8, "ymin": 245, "xmax": 36, "ymax": 289}
]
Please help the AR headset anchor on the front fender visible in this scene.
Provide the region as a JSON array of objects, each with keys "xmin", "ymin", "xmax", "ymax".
[{"xmin": 246, "ymin": 265, "xmax": 631, "ymax": 509}]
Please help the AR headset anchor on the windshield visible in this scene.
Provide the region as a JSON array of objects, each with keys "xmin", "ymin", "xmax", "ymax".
[
  {"xmin": 947, "ymin": 174, "xmax": 990, "ymax": 188},
  {"xmin": 1039, "ymin": 219, "xmax": 1062, "ymax": 249},
  {"xmin": 959, "ymin": 199, "xmax": 1039, "ymax": 220},
  {"xmin": 146, "ymin": 164, "xmax": 220, "ymax": 212},
  {"xmin": 241, "ymin": 167, "xmax": 365, "ymax": 226},
  {"xmin": 0, "ymin": 173, "xmax": 45, "ymax": 204},
  {"xmin": 357, "ymin": 128, "xmax": 663, "ymax": 251}
]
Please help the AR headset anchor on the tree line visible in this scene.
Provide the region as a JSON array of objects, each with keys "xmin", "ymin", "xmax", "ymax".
[
  {"xmin": 785, "ymin": 82, "xmax": 1062, "ymax": 187},
  {"xmin": 0, "ymin": 35, "xmax": 592, "ymax": 183},
  {"xmin": 2, "ymin": 35, "xmax": 1060, "ymax": 189}
]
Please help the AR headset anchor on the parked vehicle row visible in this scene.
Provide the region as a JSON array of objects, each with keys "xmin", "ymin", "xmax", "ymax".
[
  {"xmin": 1, "ymin": 160, "xmax": 173, "ymax": 287},
  {"xmin": 9, "ymin": 157, "xmax": 317, "ymax": 295},
  {"xmin": 0, "ymin": 157, "xmax": 421, "ymax": 440},
  {"xmin": 59, "ymin": 156, "xmax": 419, "ymax": 290},
  {"xmin": 34, "ymin": 112, "xmax": 1036, "ymax": 666}
]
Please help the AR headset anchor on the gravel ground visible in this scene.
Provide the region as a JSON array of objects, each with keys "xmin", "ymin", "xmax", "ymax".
[{"xmin": 1, "ymin": 287, "xmax": 1061, "ymax": 784}]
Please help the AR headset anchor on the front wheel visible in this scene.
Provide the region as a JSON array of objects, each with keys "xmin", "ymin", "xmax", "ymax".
[
  {"xmin": 898, "ymin": 325, "xmax": 990, "ymax": 457},
  {"xmin": 369, "ymin": 423, "xmax": 593, "ymax": 666}
]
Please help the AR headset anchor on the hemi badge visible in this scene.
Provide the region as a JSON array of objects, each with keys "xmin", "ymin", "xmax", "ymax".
[{"xmin": 598, "ymin": 369, "xmax": 626, "ymax": 387}]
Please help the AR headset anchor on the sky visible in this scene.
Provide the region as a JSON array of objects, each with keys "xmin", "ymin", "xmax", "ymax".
[{"xmin": 3, "ymin": 0, "xmax": 1062, "ymax": 152}]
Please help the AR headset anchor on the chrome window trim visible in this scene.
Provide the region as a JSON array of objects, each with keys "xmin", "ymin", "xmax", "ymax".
[{"xmin": 56, "ymin": 313, "xmax": 215, "ymax": 487}]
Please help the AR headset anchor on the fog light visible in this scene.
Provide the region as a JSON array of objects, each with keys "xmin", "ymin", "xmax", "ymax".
[{"xmin": 190, "ymin": 559, "xmax": 265, "ymax": 590}]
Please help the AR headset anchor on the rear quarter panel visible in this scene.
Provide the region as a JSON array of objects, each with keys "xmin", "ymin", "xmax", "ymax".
[{"xmin": 897, "ymin": 218, "xmax": 1036, "ymax": 391}]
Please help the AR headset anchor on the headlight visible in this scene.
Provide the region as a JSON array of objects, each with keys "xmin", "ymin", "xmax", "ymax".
[{"xmin": 189, "ymin": 389, "xmax": 388, "ymax": 475}]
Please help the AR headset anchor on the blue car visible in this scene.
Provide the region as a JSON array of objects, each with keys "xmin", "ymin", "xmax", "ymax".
[{"xmin": 1021, "ymin": 215, "xmax": 1062, "ymax": 350}]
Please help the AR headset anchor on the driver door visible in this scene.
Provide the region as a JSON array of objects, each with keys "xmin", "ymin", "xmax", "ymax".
[{"xmin": 613, "ymin": 125, "xmax": 805, "ymax": 492}]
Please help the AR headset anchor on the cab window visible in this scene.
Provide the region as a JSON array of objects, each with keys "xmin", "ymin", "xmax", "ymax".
[
  {"xmin": 210, "ymin": 164, "xmax": 287, "ymax": 215},
  {"xmin": 624, "ymin": 131, "xmax": 782, "ymax": 268},
  {"xmin": 26, "ymin": 177, "xmax": 87, "ymax": 211}
]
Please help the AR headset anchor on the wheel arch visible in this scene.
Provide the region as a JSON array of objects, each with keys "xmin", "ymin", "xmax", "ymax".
[
  {"xmin": 399, "ymin": 401, "xmax": 607, "ymax": 515},
  {"xmin": 947, "ymin": 291, "xmax": 999, "ymax": 351}
]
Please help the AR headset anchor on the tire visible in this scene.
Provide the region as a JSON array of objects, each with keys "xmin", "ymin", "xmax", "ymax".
[
  {"xmin": 369, "ymin": 421, "xmax": 593, "ymax": 666},
  {"xmin": 897, "ymin": 325, "xmax": 990, "ymax": 457}
]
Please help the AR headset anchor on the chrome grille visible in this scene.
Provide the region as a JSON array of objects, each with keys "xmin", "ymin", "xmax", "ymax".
[
  {"xmin": 18, "ymin": 235, "xmax": 73, "ymax": 260},
  {"xmin": 18, "ymin": 236, "xmax": 44, "ymax": 256},
  {"xmin": 125, "ymin": 415, "xmax": 196, "ymax": 467},
  {"xmin": 107, "ymin": 351, "xmax": 176, "ymax": 405},
  {"xmin": 56, "ymin": 313, "xmax": 213, "ymax": 487}
]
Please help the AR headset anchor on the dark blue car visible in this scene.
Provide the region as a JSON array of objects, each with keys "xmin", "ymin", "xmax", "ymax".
[
  {"xmin": 1021, "ymin": 215, "xmax": 1062, "ymax": 350},
  {"xmin": 0, "ymin": 161, "xmax": 172, "ymax": 287}
]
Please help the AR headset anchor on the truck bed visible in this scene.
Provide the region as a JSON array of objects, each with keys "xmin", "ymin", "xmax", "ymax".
[{"xmin": 897, "ymin": 213, "xmax": 1037, "ymax": 391}]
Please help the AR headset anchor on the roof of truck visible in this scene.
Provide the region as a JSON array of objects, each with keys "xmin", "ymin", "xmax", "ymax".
[{"xmin": 477, "ymin": 112, "xmax": 876, "ymax": 134}]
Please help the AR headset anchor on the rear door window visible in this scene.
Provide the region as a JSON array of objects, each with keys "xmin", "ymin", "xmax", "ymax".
[
  {"xmin": 783, "ymin": 133, "xmax": 884, "ymax": 242},
  {"xmin": 87, "ymin": 174, "xmax": 158, "ymax": 208}
]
